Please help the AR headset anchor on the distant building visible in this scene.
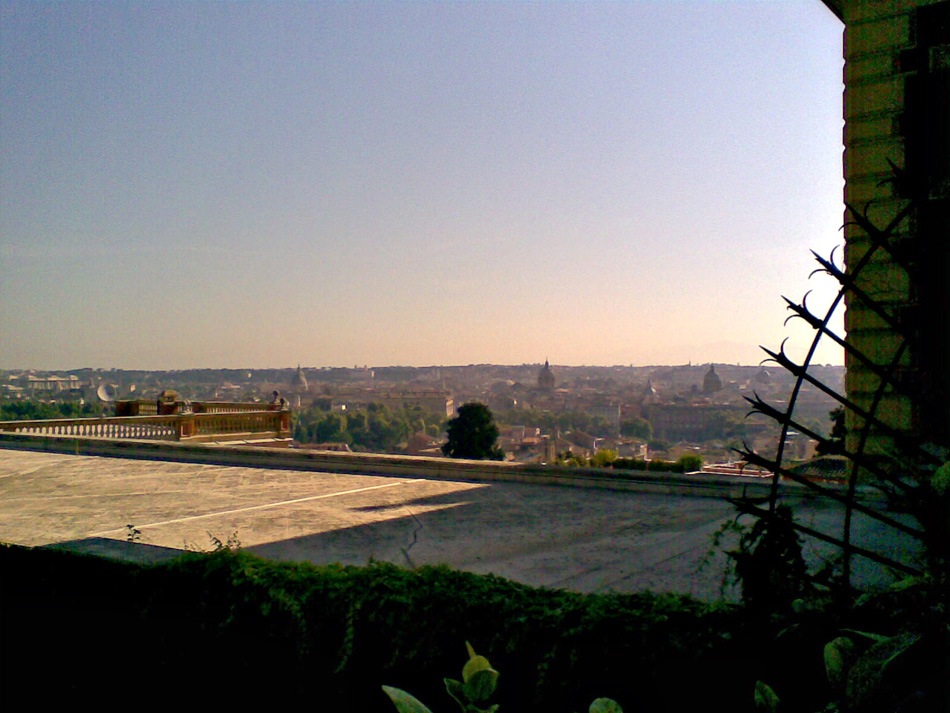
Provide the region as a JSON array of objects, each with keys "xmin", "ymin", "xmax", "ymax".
[
  {"xmin": 588, "ymin": 401, "xmax": 621, "ymax": 435},
  {"xmin": 702, "ymin": 365, "xmax": 722, "ymax": 394},
  {"xmin": 406, "ymin": 431, "xmax": 443, "ymax": 456},
  {"xmin": 12, "ymin": 374, "xmax": 84, "ymax": 394},
  {"xmin": 290, "ymin": 365, "xmax": 309, "ymax": 392},
  {"xmin": 640, "ymin": 379, "xmax": 659, "ymax": 407},
  {"xmin": 644, "ymin": 402, "xmax": 746, "ymax": 442},
  {"xmin": 497, "ymin": 425, "xmax": 544, "ymax": 461},
  {"xmin": 564, "ymin": 430, "xmax": 603, "ymax": 453},
  {"xmin": 537, "ymin": 360, "xmax": 556, "ymax": 390}
]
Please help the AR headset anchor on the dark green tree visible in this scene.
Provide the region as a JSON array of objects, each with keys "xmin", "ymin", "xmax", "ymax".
[
  {"xmin": 815, "ymin": 406, "xmax": 846, "ymax": 455},
  {"xmin": 675, "ymin": 453, "xmax": 704, "ymax": 472},
  {"xmin": 441, "ymin": 403, "xmax": 504, "ymax": 460},
  {"xmin": 314, "ymin": 412, "xmax": 349, "ymax": 444},
  {"xmin": 620, "ymin": 416, "xmax": 653, "ymax": 440},
  {"xmin": 0, "ymin": 400, "xmax": 98, "ymax": 421}
]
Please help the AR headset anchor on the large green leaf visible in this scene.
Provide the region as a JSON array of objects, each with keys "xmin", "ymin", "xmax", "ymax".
[
  {"xmin": 462, "ymin": 654, "xmax": 493, "ymax": 683},
  {"xmin": 932, "ymin": 461, "xmax": 950, "ymax": 495},
  {"xmin": 463, "ymin": 667, "xmax": 499, "ymax": 703},
  {"xmin": 824, "ymin": 636, "xmax": 856, "ymax": 687},
  {"xmin": 589, "ymin": 697, "xmax": 623, "ymax": 713},
  {"xmin": 840, "ymin": 629, "xmax": 891, "ymax": 644},
  {"xmin": 382, "ymin": 685, "xmax": 434, "ymax": 713},
  {"xmin": 445, "ymin": 678, "xmax": 466, "ymax": 708},
  {"xmin": 754, "ymin": 681, "xmax": 780, "ymax": 713}
]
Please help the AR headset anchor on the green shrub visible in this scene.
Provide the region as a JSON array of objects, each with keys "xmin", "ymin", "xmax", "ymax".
[
  {"xmin": 0, "ymin": 544, "xmax": 747, "ymax": 711},
  {"xmin": 676, "ymin": 454, "xmax": 704, "ymax": 472}
]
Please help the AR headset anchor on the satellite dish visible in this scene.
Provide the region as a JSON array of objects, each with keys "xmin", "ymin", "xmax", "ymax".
[{"xmin": 97, "ymin": 383, "xmax": 117, "ymax": 403}]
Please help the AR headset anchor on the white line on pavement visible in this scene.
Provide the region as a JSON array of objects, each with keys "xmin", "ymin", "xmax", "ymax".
[{"xmin": 88, "ymin": 478, "xmax": 425, "ymax": 536}]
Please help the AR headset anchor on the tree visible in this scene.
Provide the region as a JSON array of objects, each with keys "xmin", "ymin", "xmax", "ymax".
[
  {"xmin": 0, "ymin": 400, "xmax": 98, "ymax": 421},
  {"xmin": 815, "ymin": 406, "xmax": 846, "ymax": 455},
  {"xmin": 675, "ymin": 453, "xmax": 704, "ymax": 472},
  {"xmin": 620, "ymin": 417, "xmax": 653, "ymax": 440},
  {"xmin": 555, "ymin": 450, "xmax": 588, "ymax": 467},
  {"xmin": 441, "ymin": 403, "xmax": 505, "ymax": 460},
  {"xmin": 591, "ymin": 448, "xmax": 618, "ymax": 467},
  {"xmin": 315, "ymin": 411, "xmax": 349, "ymax": 444}
]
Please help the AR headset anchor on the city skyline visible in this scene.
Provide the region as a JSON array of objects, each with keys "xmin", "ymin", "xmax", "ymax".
[{"xmin": 1, "ymin": 1, "xmax": 846, "ymax": 370}]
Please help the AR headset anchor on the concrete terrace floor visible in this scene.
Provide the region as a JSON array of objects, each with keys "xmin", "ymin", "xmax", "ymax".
[{"xmin": 0, "ymin": 448, "xmax": 914, "ymax": 600}]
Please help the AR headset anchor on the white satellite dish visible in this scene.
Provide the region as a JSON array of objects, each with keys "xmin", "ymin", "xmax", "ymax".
[{"xmin": 97, "ymin": 383, "xmax": 117, "ymax": 403}]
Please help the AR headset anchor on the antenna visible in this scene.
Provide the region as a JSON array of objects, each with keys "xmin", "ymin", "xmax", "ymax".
[
  {"xmin": 97, "ymin": 383, "xmax": 117, "ymax": 402},
  {"xmin": 96, "ymin": 383, "xmax": 117, "ymax": 416}
]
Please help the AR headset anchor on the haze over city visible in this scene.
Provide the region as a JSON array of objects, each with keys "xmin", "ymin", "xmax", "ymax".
[{"xmin": 1, "ymin": 1, "xmax": 846, "ymax": 370}]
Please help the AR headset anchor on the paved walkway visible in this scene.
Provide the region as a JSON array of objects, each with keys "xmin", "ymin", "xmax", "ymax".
[{"xmin": 0, "ymin": 448, "xmax": 914, "ymax": 599}]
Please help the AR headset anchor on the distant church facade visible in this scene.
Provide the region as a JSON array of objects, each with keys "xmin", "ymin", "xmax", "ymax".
[{"xmin": 537, "ymin": 360, "xmax": 556, "ymax": 390}]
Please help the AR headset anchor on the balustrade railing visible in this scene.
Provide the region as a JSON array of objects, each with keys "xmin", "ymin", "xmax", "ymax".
[
  {"xmin": 0, "ymin": 415, "xmax": 180, "ymax": 440},
  {"xmin": 0, "ymin": 408, "xmax": 290, "ymax": 443},
  {"xmin": 115, "ymin": 400, "xmax": 284, "ymax": 416},
  {"xmin": 191, "ymin": 401, "xmax": 284, "ymax": 414}
]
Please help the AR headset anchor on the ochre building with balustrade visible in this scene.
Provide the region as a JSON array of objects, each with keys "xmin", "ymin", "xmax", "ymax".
[{"xmin": 0, "ymin": 399, "xmax": 292, "ymax": 446}]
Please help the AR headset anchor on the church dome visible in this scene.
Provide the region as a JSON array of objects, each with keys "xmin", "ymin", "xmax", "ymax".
[
  {"xmin": 291, "ymin": 364, "xmax": 309, "ymax": 391},
  {"xmin": 641, "ymin": 378, "xmax": 658, "ymax": 400},
  {"xmin": 703, "ymin": 365, "xmax": 722, "ymax": 394}
]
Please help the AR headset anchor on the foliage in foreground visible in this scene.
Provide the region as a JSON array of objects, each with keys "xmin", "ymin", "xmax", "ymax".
[
  {"xmin": 1, "ymin": 543, "xmax": 746, "ymax": 711},
  {"xmin": 383, "ymin": 642, "xmax": 622, "ymax": 713},
  {"xmin": 1, "ymin": 537, "xmax": 944, "ymax": 712},
  {"xmin": 721, "ymin": 498, "xmax": 948, "ymax": 713}
]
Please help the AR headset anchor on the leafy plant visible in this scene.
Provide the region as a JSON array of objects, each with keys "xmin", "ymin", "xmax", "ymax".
[
  {"xmin": 722, "ymin": 504, "xmax": 814, "ymax": 613},
  {"xmin": 815, "ymin": 627, "xmax": 932, "ymax": 713},
  {"xmin": 443, "ymin": 642, "xmax": 499, "ymax": 713},
  {"xmin": 382, "ymin": 642, "xmax": 499, "ymax": 713},
  {"xmin": 207, "ymin": 530, "xmax": 241, "ymax": 551},
  {"xmin": 381, "ymin": 686, "xmax": 434, "ymax": 713},
  {"xmin": 814, "ymin": 407, "xmax": 846, "ymax": 456},
  {"xmin": 753, "ymin": 680, "xmax": 780, "ymax": 712},
  {"xmin": 590, "ymin": 449, "xmax": 618, "ymax": 467},
  {"xmin": 382, "ymin": 643, "xmax": 623, "ymax": 713},
  {"xmin": 555, "ymin": 450, "xmax": 589, "ymax": 467},
  {"xmin": 125, "ymin": 523, "xmax": 142, "ymax": 543},
  {"xmin": 675, "ymin": 453, "xmax": 704, "ymax": 472},
  {"xmin": 587, "ymin": 699, "xmax": 623, "ymax": 713}
]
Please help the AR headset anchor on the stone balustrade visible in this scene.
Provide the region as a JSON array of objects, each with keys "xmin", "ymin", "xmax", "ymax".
[
  {"xmin": 0, "ymin": 415, "xmax": 180, "ymax": 441},
  {"xmin": 0, "ymin": 407, "xmax": 290, "ymax": 443},
  {"xmin": 115, "ymin": 399, "xmax": 285, "ymax": 416},
  {"xmin": 186, "ymin": 410, "xmax": 292, "ymax": 441},
  {"xmin": 191, "ymin": 401, "xmax": 285, "ymax": 414}
]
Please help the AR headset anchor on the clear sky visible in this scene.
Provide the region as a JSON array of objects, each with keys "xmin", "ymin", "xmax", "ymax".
[{"xmin": 1, "ymin": 0, "xmax": 846, "ymax": 371}]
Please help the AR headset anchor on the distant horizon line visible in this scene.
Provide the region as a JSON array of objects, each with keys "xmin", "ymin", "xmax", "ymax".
[{"xmin": 3, "ymin": 361, "xmax": 846, "ymax": 372}]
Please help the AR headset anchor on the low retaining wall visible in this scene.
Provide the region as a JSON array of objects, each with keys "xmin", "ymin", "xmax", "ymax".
[{"xmin": 0, "ymin": 431, "xmax": 873, "ymax": 502}]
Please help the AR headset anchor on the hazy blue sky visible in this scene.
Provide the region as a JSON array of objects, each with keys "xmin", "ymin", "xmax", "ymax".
[{"xmin": 1, "ymin": 1, "xmax": 846, "ymax": 370}]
